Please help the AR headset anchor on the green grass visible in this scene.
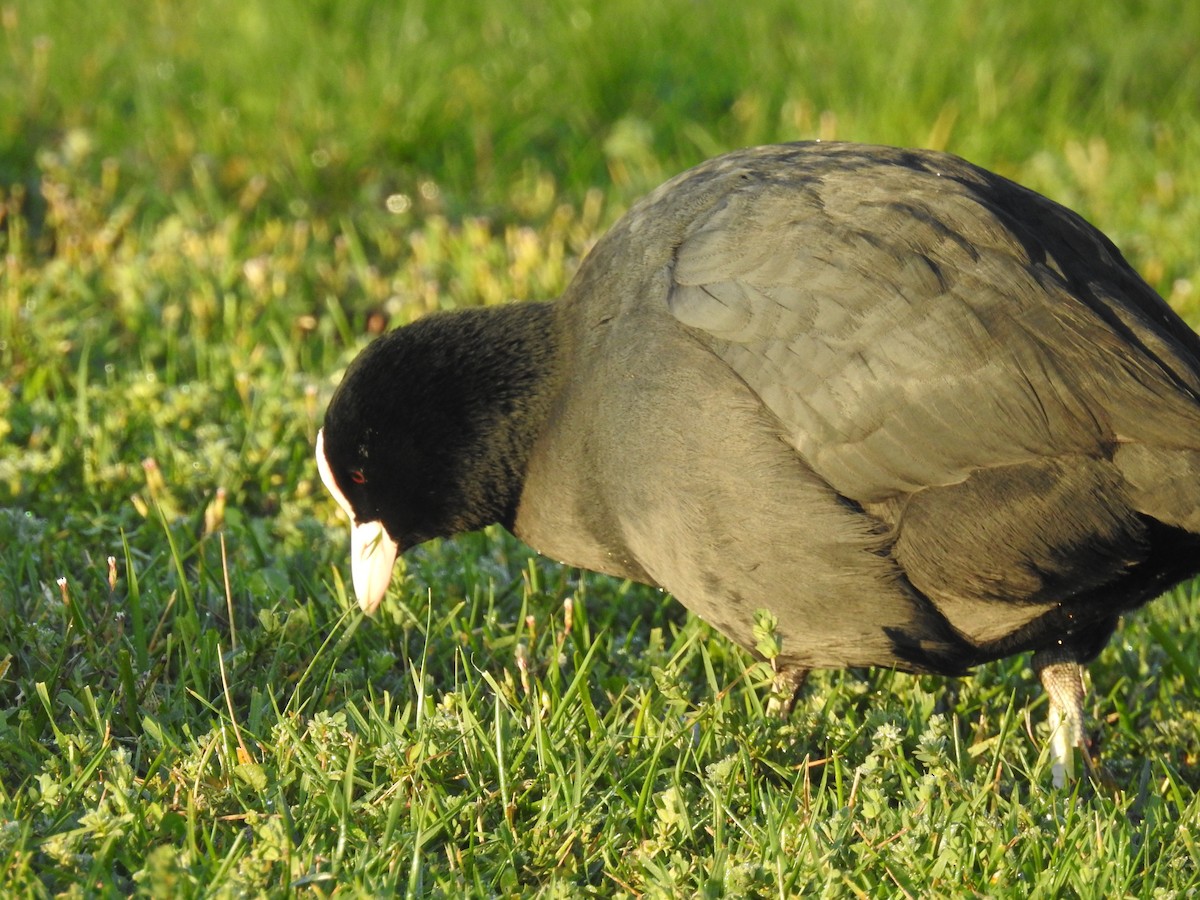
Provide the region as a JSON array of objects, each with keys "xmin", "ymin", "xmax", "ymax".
[{"xmin": 2, "ymin": 0, "xmax": 1200, "ymax": 894}]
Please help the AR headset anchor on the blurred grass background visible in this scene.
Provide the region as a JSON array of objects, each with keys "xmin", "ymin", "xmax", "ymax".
[{"xmin": 2, "ymin": 0, "xmax": 1200, "ymax": 894}]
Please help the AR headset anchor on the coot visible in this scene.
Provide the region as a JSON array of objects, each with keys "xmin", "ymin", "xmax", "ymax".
[{"xmin": 317, "ymin": 143, "xmax": 1200, "ymax": 785}]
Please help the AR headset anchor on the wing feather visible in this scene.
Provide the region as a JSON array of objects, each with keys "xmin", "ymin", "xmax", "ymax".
[{"xmin": 665, "ymin": 146, "xmax": 1200, "ymax": 501}]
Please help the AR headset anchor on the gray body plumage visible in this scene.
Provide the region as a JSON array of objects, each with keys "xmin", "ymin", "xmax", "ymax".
[{"xmin": 514, "ymin": 143, "xmax": 1200, "ymax": 675}]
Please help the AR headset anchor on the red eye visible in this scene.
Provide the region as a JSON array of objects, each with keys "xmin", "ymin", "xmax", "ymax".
[{"xmin": 350, "ymin": 469, "xmax": 366, "ymax": 485}]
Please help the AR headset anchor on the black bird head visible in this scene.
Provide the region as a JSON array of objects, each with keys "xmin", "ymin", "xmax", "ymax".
[{"xmin": 316, "ymin": 305, "xmax": 558, "ymax": 613}]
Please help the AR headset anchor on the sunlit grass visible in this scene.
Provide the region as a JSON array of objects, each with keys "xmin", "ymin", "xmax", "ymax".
[{"xmin": 2, "ymin": 0, "xmax": 1200, "ymax": 894}]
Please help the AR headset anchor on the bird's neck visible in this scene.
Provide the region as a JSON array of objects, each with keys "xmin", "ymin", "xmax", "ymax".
[{"xmin": 445, "ymin": 301, "xmax": 564, "ymax": 533}]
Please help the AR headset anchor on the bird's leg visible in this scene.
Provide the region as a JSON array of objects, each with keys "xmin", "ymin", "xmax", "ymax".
[
  {"xmin": 1032, "ymin": 650, "xmax": 1095, "ymax": 788},
  {"xmin": 767, "ymin": 665, "xmax": 810, "ymax": 718}
]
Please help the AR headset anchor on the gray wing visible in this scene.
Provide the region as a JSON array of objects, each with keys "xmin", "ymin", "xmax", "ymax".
[{"xmin": 665, "ymin": 146, "xmax": 1200, "ymax": 504}]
